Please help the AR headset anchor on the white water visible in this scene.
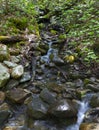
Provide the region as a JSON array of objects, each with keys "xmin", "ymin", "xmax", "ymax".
[
  {"xmin": 66, "ymin": 95, "xmax": 92, "ymax": 130},
  {"xmin": 41, "ymin": 41, "xmax": 58, "ymax": 63}
]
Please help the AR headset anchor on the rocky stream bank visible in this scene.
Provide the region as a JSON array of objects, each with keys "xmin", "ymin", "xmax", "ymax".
[{"xmin": 0, "ymin": 33, "xmax": 99, "ymax": 130}]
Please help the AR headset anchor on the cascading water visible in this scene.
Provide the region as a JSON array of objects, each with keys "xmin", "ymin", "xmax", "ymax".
[
  {"xmin": 41, "ymin": 41, "xmax": 58, "ymax": 63},
  {"xmin": 66, "ymin": 94, "xmax": 92, "ymax": 130},
  {"xmin": 41, "ymin": 40, "xmax": 93, "ymax": 130}
]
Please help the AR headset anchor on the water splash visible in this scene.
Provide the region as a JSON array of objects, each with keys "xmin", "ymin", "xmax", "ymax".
[{"xmin": 66, "ymin": 94, "xmax": 92, "ymax": 130}]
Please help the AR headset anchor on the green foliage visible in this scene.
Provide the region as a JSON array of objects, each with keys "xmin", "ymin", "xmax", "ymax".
[
  {"xmin": 8, "ymin": 17, "xmax": 28, "ymax": 30},
  {"xmin": 35, "ymin": 0, "xmax": 99, "ymax": 64},
  {"xmin": 0, "ymin": 0, "xmax": 98, "ymax": 64}
]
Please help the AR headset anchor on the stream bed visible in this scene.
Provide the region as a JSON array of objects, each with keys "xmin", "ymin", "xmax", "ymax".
[{"xmin": 0, "ymin": 33, "xmax": 99, "ymax": 130}]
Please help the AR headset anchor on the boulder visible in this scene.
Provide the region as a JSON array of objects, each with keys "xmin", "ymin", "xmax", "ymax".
[
  {"xmin": 27, "ymin": 96, "xmax": 49, "ymax": 119},
  {"xmin": 0, "ymin": 63, "xmax": 10, "ymax": 88},
  {"xmin": 48, "ymin": 99, "xmax": 78, "ymax": 118},
  {"xmin": 0, "ymin": 44, "xmax": 10, "ymax": 61},
  {"xmin": 11, "ymin": 65, "xmax": 24, "ymax": 79},
  {"xmin": 6, "ymin": 88, "xmax": 30, "ymax": 104}
]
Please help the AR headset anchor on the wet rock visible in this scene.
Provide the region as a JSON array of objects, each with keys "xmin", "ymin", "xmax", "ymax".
[
  {"xmin": 74, "ymin": 79, "xmax": 84, "ymax": 88},
  {"xmin": 39, "ymin": 42, "xmax": 49, "ymax": 52},
  {"xmin": 48, "ymin": 99, "xmax": 77, "ymax": 118},
  {"xmin": 20, "ymin": 72, "xmax": 31, "ymax": 83},
  {"xmin": 6, "ymin": 88, "xmax": 30, "ymax": 104},
  {"xmin": 27, "ymin": 96, "xmax": 49, "ymax": 119},
  {"xmin": 76, "ymin": 89, "xmax": 91, "ymax": 99},
  {"xmin": 0, "ymin": 63, "xmax": 10, "ymax": 88},
  {"xmin": 47, "ymin": 82, "xmax": 65, "ymax": 93},
  {"xmin": 52, "ymin": 56, "xmax": 64, "ymax": 66},
  {"xmin": 80, "ymin": 123, "xmax": 99, "ymax": 130},
  {"xmin": 9, "ymin": 48, "xmax": 20, "ymax": 55},
  {"xmin": 36, "ymin": 46, "xmax": 48, "ymax": 55},
  {"xmin": 11, "ymin": 65, "xmax": 24, "ymax": 79},
  {"xmin": 84, "ymin": 78, "xmax": 93, "ymax": 85},
  {"xmin": 36, "ymin": 68, "xmax": 44, "ymax": 75},
  {"xmin": 32, "ymin": 120, "xmax": 58, "ymax": 130},
  {"xmin": 0, "ymin": 103, "xmax": 11, "ymax": 127},
  {"xmin": 5, "ymin": 79, "xmax": 19, "ymax": 90},
  {"xmin": 69, "ymin": 70, "xmax": 82, "ymax": 79},
  {"xmin": 0, "ymin": 44, "xmax": 10, "ymax": 62},
  {"xmin": 3, "ymin": 115, "xmax": 26, "ymax": 130},
  {"xmin": 40, "ymin": 88, "xmax": 56, "ymax": 104},
  {"xmin": 86, "ymin": 84, "xmax": 99, "ymax": 92},
  {"xmin": 65, "ymin": 82, "xmax": 75, "ymax": 88},
  {"xmin": 10, "ymin": 56, "xmax": 20, "ymax": 63},
  {"xmin": 0, "ymin": 91, "xmax": 5, "ymax": 104},
  {"xmin": 3, "ymin": 61, "xmax": 17, "ymax": 68},
  {"xmin": 84, "ymin": 107, "xmax": 99, "ymax": 123},
  {"xmin": 90, "ymin": 93, "xmax": 99, "ymax": 107}
]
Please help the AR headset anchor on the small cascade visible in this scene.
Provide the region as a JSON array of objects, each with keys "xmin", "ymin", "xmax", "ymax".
[
  {"xmin": 41, "ymin": 41, "xmax": 58, "ymax": 63},
  {"xmin": 66, "ymin": 94, "xmax": 92, "ymax": 130}
]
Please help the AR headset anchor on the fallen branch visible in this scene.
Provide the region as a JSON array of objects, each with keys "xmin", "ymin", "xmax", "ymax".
[{"xmin": 0, "ymin": 36, "xmax": 27, "ymax": 44}]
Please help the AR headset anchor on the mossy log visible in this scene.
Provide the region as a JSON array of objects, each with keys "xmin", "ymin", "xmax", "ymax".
[{"xmin": 0, "ymin": 36, "xmax": 27, "ymax": 44}]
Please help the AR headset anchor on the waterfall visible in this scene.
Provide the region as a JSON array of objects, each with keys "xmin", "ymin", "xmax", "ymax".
[
  {"xmin": 66, "ymin": 94, "xmax": 92, "ymax": 130},
  {"xmin": 41, "ymin": 41, "xmax": 58, "ymax": 63}
]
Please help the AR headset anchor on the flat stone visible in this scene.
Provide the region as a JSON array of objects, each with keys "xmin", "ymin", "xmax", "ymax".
[
  {"xmin": 0, "ymin": 44, "xmax": 10, "ymax": 62},
  {"xmin": 6, "ymin": 88, "xmax": 30, "ymax": 104},
  {"xmin": 0, "ymin": 103, "xmax": 11, "ymax": 127},
  {"xmin": 3, "ymin": 61, "xmax": 17, "ymax": 68},
  {"xmin": 47, "ymin": 82, "xmax": 65, "ymax": 93},
  {"xmin": 0, "ymin": 91, "xmax": 5, "ymax": 104},
  {"xmin": 20, "ymin": 72, "xmax": 31, "ymax": 83},
  {"xmin": 86, "ymin": 84, "xmax": 99, "ymax": 92},
  {"xmin": 0, "ymin": 63, "xmax": 10, "ymax": 88},
  {"xmin": 11, "ymin": 65, "xmax": 24, "ymax": 79}
]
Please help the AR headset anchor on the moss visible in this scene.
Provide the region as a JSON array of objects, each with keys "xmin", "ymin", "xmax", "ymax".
[
  {"xmin": 58, "ymin": 34, "xmax": 66, "ymax": 40},
  {"xmin": 16, "ymin": 41, "xmax": 28, "ymax": 49},
  {"xmin": 8, "ymin": 17, "xmax": 28, "ymax": 30}
]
